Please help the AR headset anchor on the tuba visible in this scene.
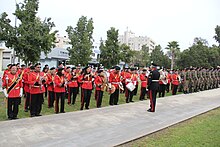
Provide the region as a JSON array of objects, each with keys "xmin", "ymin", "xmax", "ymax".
[{"xmin": 100, "ymin": 72, "xmax": 108, "ymax": 91}]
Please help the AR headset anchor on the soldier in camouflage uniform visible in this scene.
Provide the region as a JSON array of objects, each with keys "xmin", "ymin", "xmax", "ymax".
[
  {"xmin": 178, "ymin": 69, "xmax": 184, "ymax": 92},
  {"xmin": 183, "ymin": 68, "xmax": 189, "ymax": 94},
  {"xmin": 188, "ymin": 68, "xmax": 195, "ymax": 93},
  {"xmin": 198, "ymin": 68, "xmax": 204, "ymax": 91},
  {"xmin": 192, "ymin": 67, "xmax": 199, "ymax": 92}
]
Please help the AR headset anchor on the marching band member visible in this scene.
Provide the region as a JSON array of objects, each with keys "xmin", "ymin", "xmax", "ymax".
[
  {"xmin": 109, "ymin": 66, "xmax": 121, "ymax": 105},
  {"xmin": 54, "ymin": 68, "xmax": 66, "ymax": 113},
  {"xmin": 42, "ymin": 66, "xmax": 49, "ymax": 98},
  {"xmin": 125, "ymin": 68, "xmax": 137, "ymax": 103},
  {"xmin": 2, "ymin": 64, "xmax": 23, "ymax": 120},
  {"xmin": 28, "ymin": 63, "xmax": 44, "ymax": 117},
  {"xmin": 2, "ymin": 64, "xmax": 12, "ymax": 84},
  {"xmin": 159, "ymin": 68, "xmax": 167, "ymax": 97},
  {"xmin": 23, "ymin": 65, "xmax": 34, "ymax": 112},
  {"xmin": 80, "ymin": 66, "xmax": 93, "ymax": 110},
  {"xmin": 67, "ymin": 67, "xmax": 79, "ymax": 105},
  {"xmin": 139, "ymin": 68, "xmax": 148, "ymax": 101},
  {"xmin": 133, "ymin": 68, "xmax": 139, "ymax": 95},
  {"xmin": 171, "ymin": 70, "xmax": 180, "ymax": 95},
  {"xmin": 94, "ymin": 69, "xmax": 105, "ymax": 108},
  {"xmin": 47, "ymin": 67, "xmax": 56, "ymax": 108}
]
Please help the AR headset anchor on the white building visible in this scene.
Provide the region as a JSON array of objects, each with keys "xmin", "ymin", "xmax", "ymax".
[
  {"xmin": 55, "ymin": 34, "xmax": 71, "ymax": 49},
  {"xmin": 119, "ymin": 29, "xmax": 156, "ymax": 53}
]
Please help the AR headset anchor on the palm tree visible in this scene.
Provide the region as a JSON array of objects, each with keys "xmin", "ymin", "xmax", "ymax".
[{"xmin": 166, "ymin": 41, "xmax": 180, "ymax": 70}]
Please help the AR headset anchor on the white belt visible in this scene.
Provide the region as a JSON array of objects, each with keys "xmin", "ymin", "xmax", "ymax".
[
  {"xmin": 152, "ymin": 80, "xmax": 159, "ymax": 82},
  {"xmin": 112, "ymin": 82, "xmax": 119, "ymax": 84}
]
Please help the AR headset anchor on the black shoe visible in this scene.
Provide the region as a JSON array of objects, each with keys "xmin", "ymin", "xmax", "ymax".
[
  {"xmin": 30, "ymin": 114, "xmax": 35, "ymax": 117},
  {"xmin": 60, "ymin": 111, "xmax": 65, "ymax": 113},
  {"xmin": 130, "ymin": 100, "xmax": 134, "ymax": 102},
  {"xmin": 85, "ymin": 107, "xmax": 89, "ymax": 110},
  {"xmin": 80, "ymin": 107, "xmax": 83, "ymax": 110},
  {"xmin": 8, "ymin": 117, "xmax": 13, "ymax": 120},
  {"xmin": 35, "ymin": 114, "xmax": 42, "ymax": 117},
  {"xmin": 126, "ymin": 101, "xmax": 129, "ymax": 103},
  {"xmin": 147, "ymin": 109, "xmax": 155, "ymax": 112},
  {"xmin": 12, "ymin": 117, "xmax": 18, "ymax": 119}
]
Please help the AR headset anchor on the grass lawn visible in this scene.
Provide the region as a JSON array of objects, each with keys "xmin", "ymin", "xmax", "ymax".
[
  {"xmin": 120, "ymin": 107, "xmax": 220, "ymax": 147},
  {"xmin": 0, "ymin": 86, "xmax": 176, "ymax": 121}
]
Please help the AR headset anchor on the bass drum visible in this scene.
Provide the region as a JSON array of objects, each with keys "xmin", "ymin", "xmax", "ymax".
[{"xmin": 126, "ymin": 82, "xmax": 135, "ymax": 92}]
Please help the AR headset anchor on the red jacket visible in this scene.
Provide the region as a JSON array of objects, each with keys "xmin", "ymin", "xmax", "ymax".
[
  {"xmin": 109, "ymin": 72, "xmax": 121, "ymax": 89},
  {"xmin": 28, "ymin": 72, "xmax": 46, "ymax": 94},
  {"xmin": 81, "ymin": 74, "xmax": 93, "ymax": 90},
  {"xmin": 66, "ymin": 73, "xmax": 78, "ymax": 88},
  {"xmin": 47, "ymin": 74, "xmax": 55, "ymax": 92},
  {"xmin": 54, "ymin": 75, "xmax": 66, "ymax": 93},
  {"xmin": 167, "ymin": 73, "xmax": 171, "ymax": 84},
  {"xmin": 171, "ymin": 74, "xmax": 179, "ymax": 85},
  {"xmin": 125, "ymin": 73, "xmax": 138, "ymax": 85},
  {"xmin": 3, "ymin": 72, "xmax": 22, "ymax": 98},
  {"xmin": 140, "ymin": 73, "xmax": 148, "ymax": 87},
  {"xmin": 23, "ymin": 68, "xmax": 31, "ymax": 93},
  {"xmin": 94, "ymin": 75, "xmax": 102, "ymax": 90}
]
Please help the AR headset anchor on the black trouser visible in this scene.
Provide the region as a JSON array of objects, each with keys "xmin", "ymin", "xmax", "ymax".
[
  {"xmin": 30, "ymin": 93, "xmax": 43, "ymax": 116},
  {"xmin": 48, "ymin": 91, "xmax": 55, "ymax": 108},
  {"xmin": 55, "ymin": 92, "xmax": 65, "ymax": 113},
  {"xmin": 139, "ymin": 87, "xmax": 147, "ymax": 100},
  {"xmin": 166, "ymin": 83, "xmax": 170, "ymax": 93},
  {"xmin": 172, "ymin": 84, "xmax": 178, "ymax": 95},
  {"xmin": 44, "ymin": 84, "xmax": 47, "ymax": 97},
  {"xmin": 24, "ymin": 92, "xmax": 30, "ymax": 110},
  {"xmin": 95, "ymin": 90, "xmax": 103, "ymax": 108},
  {"xmin": 149, "ymin": 90, "xmax": 157, "ymax": 112},
  {"xmin": 125, "ymin": 88, "xmax": 134, "ymax": 103},
  {"xmin": 133, "ymin": 85, "xmax": 138, "ymax": 95},
  {"xmin": 8, "ymin": 98, "xmax": 20, "ymax": 119},
  {"xmin": 68, "ymin": 87, "xmax": 78, "ymax": 105},
  {"xmin": 109, "ymin": 88, "xmax": 119, "ymax": 105},
  {"xmin": 159, "ymin": 84, "xmax": 166, "ymax": 97},
  {"xmin": 81, "ymin": 89, "xmax": 92, "ymax": 109}
]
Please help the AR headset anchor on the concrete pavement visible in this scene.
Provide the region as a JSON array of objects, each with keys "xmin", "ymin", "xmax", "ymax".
[{"xmin": 0, "ymin": 88, "xmax": 220, "ymax": 147}]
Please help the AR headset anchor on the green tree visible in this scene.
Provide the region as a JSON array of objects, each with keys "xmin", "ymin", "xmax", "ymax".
[
  {"xmin": 66, "ymin": 16, "xmax": 94, "ymax": 66},
  {"xmin": 176, "ymin": 39, "xmax": 210, "ymax": 68},
  {"xmin": 100, "ymin": 27, "xmax": 120, "ymax": 68},
  {"xmin": 150, "ymin": 45, "xmax": 170, "ymax": 68},
  {"xmin": 0, "ymin": 0, "xmax": 57, "ymax": 63},
  {"xmin": 166, "ymin": 41, "xmax": 180, "ymax": 70},
  {"xmin": 119, "ymin": 44, "xmax": 133, "ymax": 65},
  {"xmin": 131, "ymin": 50, "xmax": 142, "ymax": 66},
  {"xmin": 214, "ymin": 25, "xmax": 220, "ymax": 46}
]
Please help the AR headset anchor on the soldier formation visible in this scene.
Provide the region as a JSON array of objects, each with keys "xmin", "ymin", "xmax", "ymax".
[{"xmin": 2, "ymin": 62, "xmax": 220, "ymax": 120}]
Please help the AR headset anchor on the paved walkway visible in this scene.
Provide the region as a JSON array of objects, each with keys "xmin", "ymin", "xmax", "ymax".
[{"xmin": 0, "ymin": 88, "xmax": 220, "ymax": 147}]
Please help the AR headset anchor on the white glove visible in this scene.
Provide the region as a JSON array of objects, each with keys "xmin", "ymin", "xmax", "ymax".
[
  {"xmin": 134, "ymin": 81, "xmax": 137, "ymax": 86},
  {"xmin": 3, "ymin": 89, "xmax": 8, "ymax": 98},
  {"xmin": 126, "ymin": 79, "xmax": 131, "ymax": 83},
  {"xmin": 108, "ymin": 83, "xmax": 112, "ymax": 89},
  {"xmin": 20, "ymin": 88, "xmax": 23, "ymax": 97}
]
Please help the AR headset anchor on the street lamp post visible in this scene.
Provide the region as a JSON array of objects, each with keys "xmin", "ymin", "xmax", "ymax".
[{"xmin": 12, "ymin": 0, "xmax": 18, "ymax": 64}]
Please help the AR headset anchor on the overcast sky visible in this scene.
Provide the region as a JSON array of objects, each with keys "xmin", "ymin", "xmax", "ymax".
[{"xmin": 1, "ymin": 0, "xmax": 220, "ymax": 50}]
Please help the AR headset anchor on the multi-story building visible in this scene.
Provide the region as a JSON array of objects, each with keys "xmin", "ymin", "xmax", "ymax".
[
  {"xmin": 55, "ymin": 34, "xmax": 71, "ymax": 49},
  {"xmin": 119, "ymin": 29, "xmax": 156, "ymax": 53}
]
